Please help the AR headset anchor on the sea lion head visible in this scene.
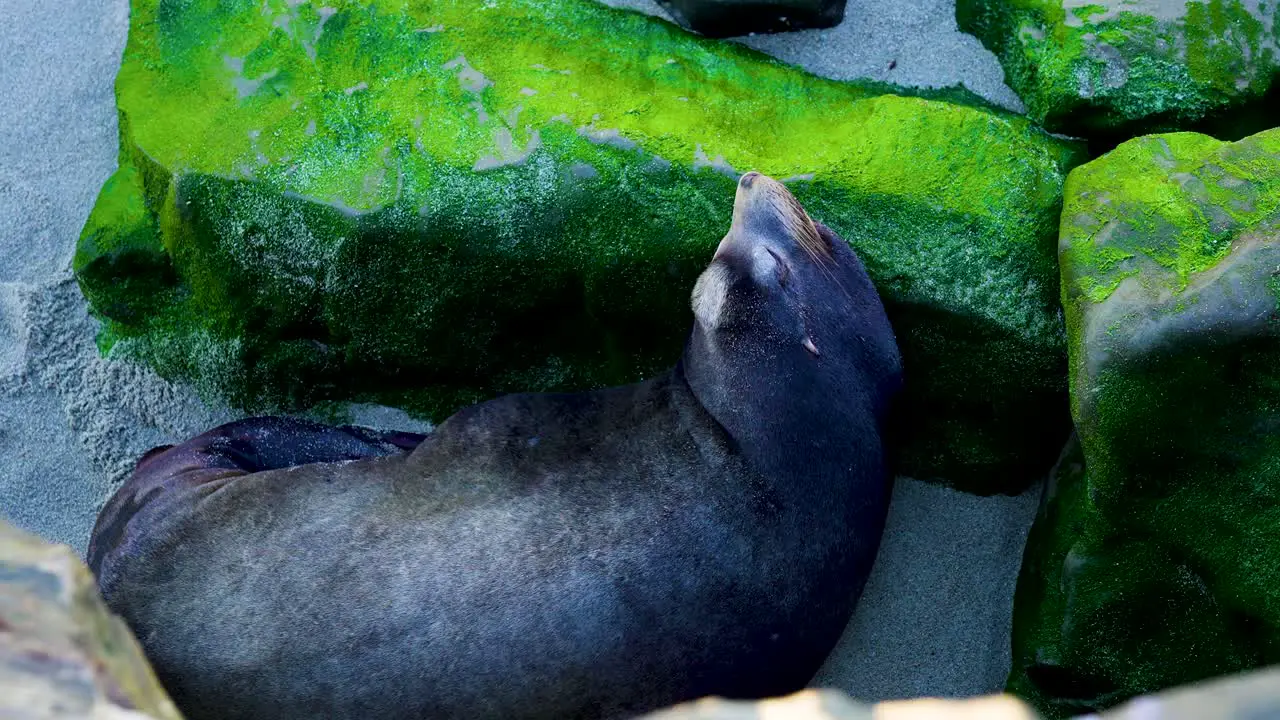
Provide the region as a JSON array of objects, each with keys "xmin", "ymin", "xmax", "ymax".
[
  {"xmin": 685, "ymin": 170, "xmax": 902, "ymax": 455},
  {"xmin": 691, "ymin": 171, "xmax": 890, "ymax": 361},
  {"xmin": 690, "ymin": 172, "xmax": 829, "ymax": 341}
]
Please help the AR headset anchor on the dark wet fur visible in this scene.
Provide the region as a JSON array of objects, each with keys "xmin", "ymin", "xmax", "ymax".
[{"xmin": 89, "ymin": 188, "xmax": 903, "ymax": 720}]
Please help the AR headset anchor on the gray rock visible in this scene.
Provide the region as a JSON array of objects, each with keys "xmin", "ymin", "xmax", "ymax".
[
  {"xmin": 636, "ymin": 690, "xmax": 874, "ymax": 720},
  {"xmin": 0, "ymin": 519, "xmax": 183, "ymax": 720},
  {"xmin": 1094, "ymin": 667, "xmax": 1280, "ymax": 720},
  {"xmin": 633, "ymin": 689, "xmax": 1038, "ymax": 720}
]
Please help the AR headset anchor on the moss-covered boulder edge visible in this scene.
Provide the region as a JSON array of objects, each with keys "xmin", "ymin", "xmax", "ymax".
[
  {"xmin": 77, "ymin": 0, "xmax": 1086, "ymax": 492},
  {"xmin": 957, "ymin": 0, "xmax": 1280, "ymax": 141},
  {"xmin": 1006, "ymin": 127, "xmax": 1280, "ymax": 718}
]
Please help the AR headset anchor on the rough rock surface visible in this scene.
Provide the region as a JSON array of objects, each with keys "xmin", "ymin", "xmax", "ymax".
[
  {"xmin": 957, "ymin": 0, "xmax": 1280, "ymax": 140},
  {"xmin": 1006, "ymin": 128, "xmax": 1280, "ymax": 717},
  {"xmin": 76, "ymin": 0, "xmax": 1084, "ymax": 491},
  {"xmin": 635, "ymin": 689, "xmax": 1037, "ymax": 720},
  {"xmin": 1095, "ymin": 666, "xmax": 1280, "ymax": 719},
  {"xmin": 635, "ymin": 671, "xmax": 1280, "ymax": 720},
  {"xmin": 657, "ymin": 0, "xmax": 847, "ymax": 37},
  {"xmin": 0, "ymin": 519, "xmax": 183, "ymax": 719}
]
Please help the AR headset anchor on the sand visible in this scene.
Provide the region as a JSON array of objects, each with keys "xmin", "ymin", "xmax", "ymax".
[
  {"xmin": 600, "ymin": 0, "xmax": 1026, "ymax": 111},
  {"xmin": 0, "ymin": 0, "xmax": 1042, "ymax": 705}
]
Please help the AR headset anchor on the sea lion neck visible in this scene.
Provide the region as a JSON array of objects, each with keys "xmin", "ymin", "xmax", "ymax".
[
  {"xmin": 677, "ymin": 321, "xmax": 878, "ymax": 488},
  {"xmin": 682, "ymin": 173, "xmax": 894, "ymax": 488}
]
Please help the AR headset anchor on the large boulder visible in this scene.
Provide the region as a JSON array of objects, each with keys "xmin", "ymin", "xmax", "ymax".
[
  {"xmin": 0, "ymin": 520, "xmax": 183, "ymax": 720},
  {"xmin": 1006, "ymin": 128, "xmax": 1280, "ymax": 716},
  {"xmin": 77, "ymin": 0, "xmax": 1085, "ymax": 492},
  {"xmin": 957, "ymin": 0, "xmax": 1280, "ymax": 141}
]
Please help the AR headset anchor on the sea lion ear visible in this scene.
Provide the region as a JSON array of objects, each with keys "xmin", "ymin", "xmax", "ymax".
[
  {"xmin": 748, "ymin": 245, "xmax": 786, "ymax": 287},
  {"xmin": 813, "ymin": 221, "xmax": 841, "ymax": 248},
  {"xmin": 764, "ymin": 247, "xmax": 789, "ymax": 286}
]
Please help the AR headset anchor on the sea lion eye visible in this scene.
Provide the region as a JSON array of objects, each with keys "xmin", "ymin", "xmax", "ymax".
[{"xmin": 766, "ymin": 247, "xmax": 789, "ymax": 286}]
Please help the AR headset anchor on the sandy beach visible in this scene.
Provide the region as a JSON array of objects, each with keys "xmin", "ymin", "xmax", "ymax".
[{"xmin": 0, "ymin": 0, "xmax": 1041, "ymax": 704}]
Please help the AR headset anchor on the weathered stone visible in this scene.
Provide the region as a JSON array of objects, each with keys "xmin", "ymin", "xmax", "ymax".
[
  {"xmin": 957, "ymin": 0, "xmax": 1280, "ymax": 140},
  {"xmin": 76, "ymin": 0, "xmax": 1085, "ymax": 492},
  {"xmin": 1096, "ymin": 666, "xmax": 1280, "ymax": 719},
  {"xmin": 657, "ymin": 0, "xmax": 846, "ymax": 37},
  {"xmin": 873, "ymin": 695, "xmax": 1039, "ymax": 720},
  {"xmin": 0, "ymin": 520, "xmax": 183, "ymax": 720},
  {"xmin": 634, "ymin": 689, "xmax": 1039, "ymax": 720},
  {"xmin": 627, "ymin": 689, "xmax": 873, "ymax": 720},
  {"xmin": 1006, "ymin": 128, "xmax": 1280, "ymax": 717},
  {"xmin": 635, "ymin": 675, "xmax": 1280, "ymax": 720}
]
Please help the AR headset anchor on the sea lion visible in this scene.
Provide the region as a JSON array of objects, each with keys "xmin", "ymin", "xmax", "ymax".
[{"xmin": 87, "ymin": 172, "xmax": 904, "ymax": 720}]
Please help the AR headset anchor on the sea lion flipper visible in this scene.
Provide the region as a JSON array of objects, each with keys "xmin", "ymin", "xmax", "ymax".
[
  {"xmin": 188, "ymin": 416, "xmax": 422, "ymax": 472},
  {"xmin": 88, "ymin": 417, "xmax": 423, "ymax": 585},
  {"xmin": 333, "ymin": 425, "xmax": 429, "ymax": 453}
]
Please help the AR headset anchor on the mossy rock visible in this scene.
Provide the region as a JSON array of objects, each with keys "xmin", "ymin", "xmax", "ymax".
[
  {"xmin": 957, "ymin": 0, "xmax": 1280, "ymax": 142},
  {"xmin": 76, "ymin": 0, "xmax": 1086, "ymax": 492},
  {"xmin": 1007, "ymin": 128, "xmax": 1280, "ymax": 717}
]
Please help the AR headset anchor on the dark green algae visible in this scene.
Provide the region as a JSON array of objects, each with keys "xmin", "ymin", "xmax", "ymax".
[
  {"xmin": 958, "ymin": 0, "xmax": 1280, "ymax": 144},
  {"xmin": 1007, "ymin": 128, "xmax": 1280, "ymax": 717},
  {"xmin": 77, "ymin": 0, "xmax": 1086, "ymax": 492}
]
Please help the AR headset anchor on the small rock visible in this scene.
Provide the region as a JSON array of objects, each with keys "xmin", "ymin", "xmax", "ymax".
[
  {"xmin": 1096, "ymin": 666, "xmax": 1280, "ymax": 719},
  {"xmin": 636, "ymin": 689, "xmax": 874, "ymax": 720},
  {"xmin": 634, "ymin": 689, "xmax": 1038, "ymax": 720},
  {"xmin": 875, "ymin": 694, "xmax": 1039, "ymax": 719},
  {"xmin": 0, "ymin": 519, "xmax": 183, "ymax": 719},
  {"xmin": 658, "ymin": 0, "xmax": 846, "ymax": 37}
]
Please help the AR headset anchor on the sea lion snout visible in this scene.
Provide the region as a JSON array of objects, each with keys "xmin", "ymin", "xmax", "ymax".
[
  {"xmin": 725, "ymin": 172, "xmax": 827, "ymax": 267},
  {"xmin": 694, "ymin": 173, "xmax": 838, "ymax": 331}
]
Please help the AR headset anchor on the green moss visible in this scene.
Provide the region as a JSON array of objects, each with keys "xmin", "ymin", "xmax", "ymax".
[
  {"xmin": 74, "ymin": 162, "xmax": 177, "ymax": 326},
  {"xmin": 1061, "ymin": 129, "xmax": 1280, "ymax": 308},
  {"xmin": 957, "ymin": 0, "xmax": 1280, "ymax": 140},
  {"xmin": 79, "ymin": 0, "xmax": 1086, "ymax": 491},
  {"xmin": 1008, "ymin": 127, "xmax": 1280, "ymax": 717},
  {"xmin": 1070, "ymin": 4, "xmax": 1106, "ymax": 22}
]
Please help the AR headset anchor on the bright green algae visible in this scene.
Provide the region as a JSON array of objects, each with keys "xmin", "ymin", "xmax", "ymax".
[
  {"xmin": 77, "ymin": 0, "xmax": 1085, "ymax": 491},
  {"xmin": 1007, "ymin": 128, "xmax": 1280, "ymax": 717},
  {"xmin": 957, "ymin": 0, "xmax": 1280, "ymax": 140}
]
